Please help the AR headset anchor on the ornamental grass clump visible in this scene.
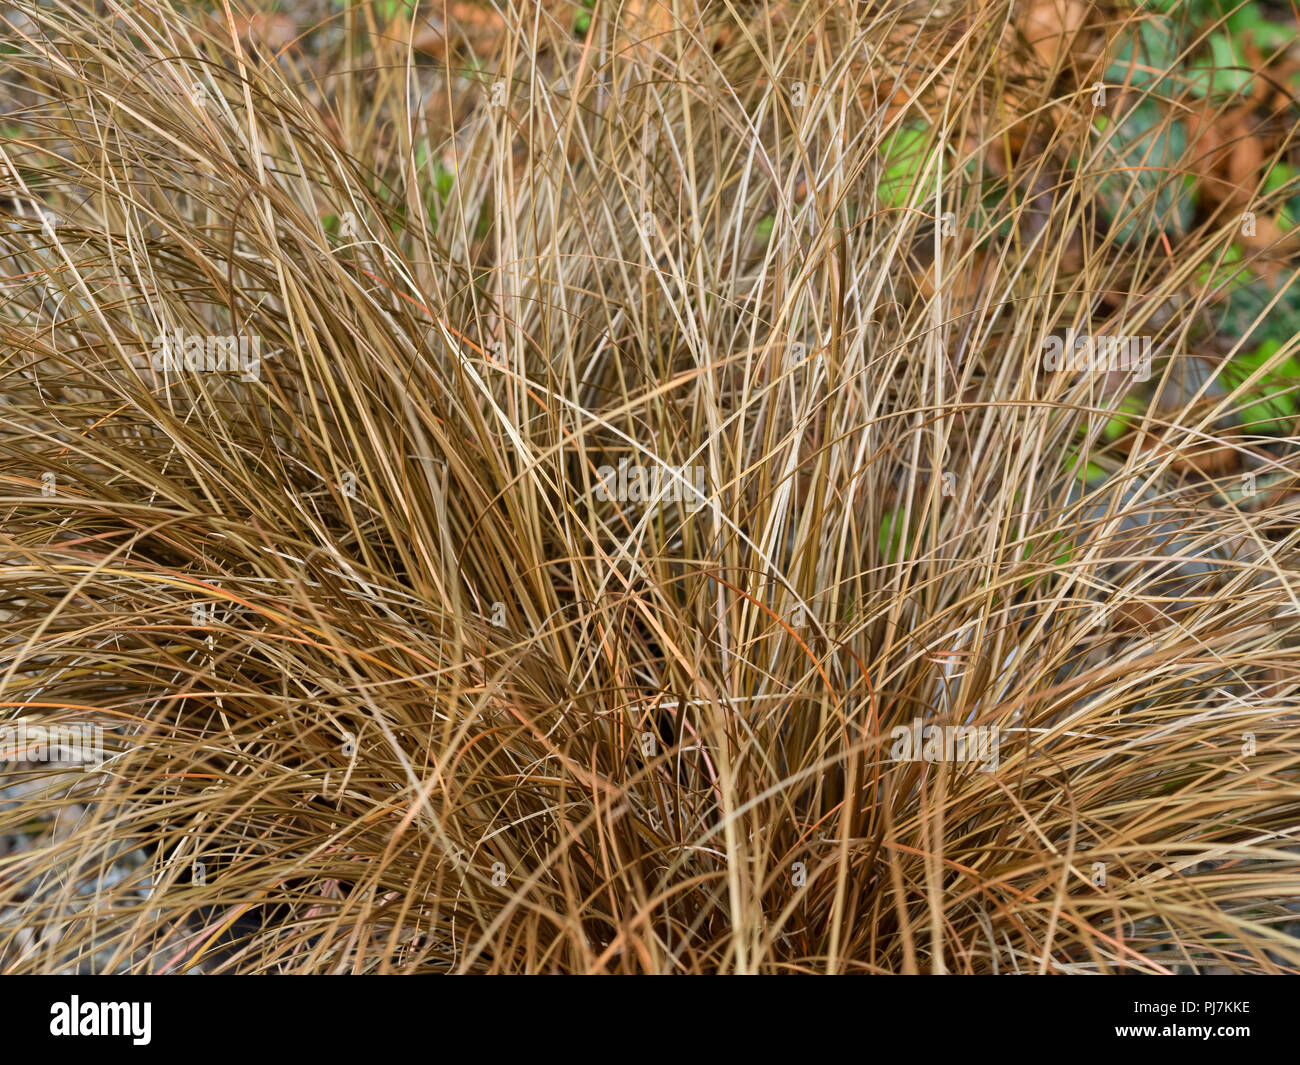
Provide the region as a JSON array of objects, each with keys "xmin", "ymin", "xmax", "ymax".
[{"xmin": 1, "ymin": 0, "xmax": 1299, "ymax": 973}]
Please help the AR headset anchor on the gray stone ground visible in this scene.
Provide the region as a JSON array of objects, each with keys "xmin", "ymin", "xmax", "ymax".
[{"xmin": 1, "ymin": 763, "xmax": 152, "ymax": 973}]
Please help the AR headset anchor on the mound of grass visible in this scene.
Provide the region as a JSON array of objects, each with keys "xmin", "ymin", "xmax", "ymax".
[{"xmin": 1, "ymin": 0, "xmax": 1299, "ymax": 975}]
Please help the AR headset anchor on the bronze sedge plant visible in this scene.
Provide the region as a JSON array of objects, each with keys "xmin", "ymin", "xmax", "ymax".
[{"xmin": 0, "ymin": 0, "xmax": 1298, "ymax": 973}]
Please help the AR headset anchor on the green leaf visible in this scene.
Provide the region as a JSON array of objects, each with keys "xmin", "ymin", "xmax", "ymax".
[
  {"xmin": 1093, "ymin": 99, "xmax": 1192, "ymax": 241},
  {"xmin": 878, "ymin": 123, "xmax": 942, "ymax": 211},
  {"xmin": 1195, "ymin": 241, "xmax": 1246, "ymax": 294},
  {"xmin": 1263, "ymin": 164, "xmax": 1299, "ymax": 231},
  {"xmin": 1224, "ymin": 4, "xmax": 1293, "ymax": 49},
  {"xmin": 1218, "ymin": 276, "xmax": 1300, "ymax": 347},
  {"xmin": 1105, "ymin": 17, "xmax": 1181, "ymax": 94},
  {"xmin": 879, "ymin": 508, "xmax": 909, "ymax": 562},
  {"xmin": 1185, "ymin": 32, "xmax": 1253, "ymax": 99},
  {"xmin": 434, "ymin": 163, "xmax": 454, "ymax": 201},
  {"xmin": 1102, "ymin": 395, "xmax": 1148, "ymax": 442},
  {"xmin": 575, "ymin": 0, "xmax": 595, "ymax": 36},
  {"xmin": 1223, "ymin": 338, "xmax": 1300, "ymax": 433},
  {"xmin": 1264, "ymin": 162, "xmax": 1297, "ymax": 196},
  {"xmin": 1065, "ymin": 444, "xmax": 1107, "ymax": 482}
]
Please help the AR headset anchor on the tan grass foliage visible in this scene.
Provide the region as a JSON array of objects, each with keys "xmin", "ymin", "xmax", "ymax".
[{"xmin": 0, "ymin": 0, "xmax": 1298, "ymax": 972}]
